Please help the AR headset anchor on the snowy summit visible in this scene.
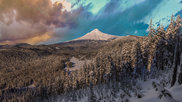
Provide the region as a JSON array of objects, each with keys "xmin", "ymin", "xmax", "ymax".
[{"xmin": 75, "ymin": 29, "xmax": 118, "ymax": 41}]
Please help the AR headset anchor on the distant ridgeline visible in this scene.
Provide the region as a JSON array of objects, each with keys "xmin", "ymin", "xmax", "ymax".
[{"xmin": 0, "ymin": 15, "xmax": 181, "ymax": 102}]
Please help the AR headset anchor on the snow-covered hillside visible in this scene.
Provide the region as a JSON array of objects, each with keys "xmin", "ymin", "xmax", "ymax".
[{"xmin": 44, "ymin": 73, "xmax": 182, "ymax": 102}]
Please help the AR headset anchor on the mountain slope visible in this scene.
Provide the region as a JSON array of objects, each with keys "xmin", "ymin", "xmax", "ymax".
[{"xmin": 75, "ymin": 29, "xmax": 118, "ymax": 41}]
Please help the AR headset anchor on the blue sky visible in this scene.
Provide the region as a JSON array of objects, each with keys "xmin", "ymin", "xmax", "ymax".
[
  {"xmin": 51, "ymin": 0, "xmax": 182, "ymax": 42},
  {"xmin": 68, "ymin": 0, "xmax": 109, "ymax": 14}
]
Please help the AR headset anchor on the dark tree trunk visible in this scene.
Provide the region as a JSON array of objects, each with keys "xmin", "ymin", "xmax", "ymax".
[
  {"xmin": 171, "ymin": 36, "xmax": 181, "ymax": 87},
  {"xmin": 178, "ymin": 36, "xmax": 182, "ymax": 85},
  {"xmin": 178, "ymin": 61, "xmax": 182, "ymax": 84}
]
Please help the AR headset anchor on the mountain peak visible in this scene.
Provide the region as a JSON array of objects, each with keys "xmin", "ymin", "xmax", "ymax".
[
  {"xmin": 87, "ymin": 29, "xmax": 102, "ymax": 36},
  {"xmin": 92, "ymin": 29, "xmax": 100, "ymax": 32},
  {"xmin": 75, "ymin": 29, "xmax": 118, "ymax": 41}
]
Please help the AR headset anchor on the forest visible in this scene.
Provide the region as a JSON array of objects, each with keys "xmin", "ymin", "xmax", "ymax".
[{"xmin": 0, "ymin": 15, "xmax": 181, "ymax": 102}]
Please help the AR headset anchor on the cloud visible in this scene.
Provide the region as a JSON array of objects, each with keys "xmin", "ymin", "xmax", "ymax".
[
  {"xmin": 0, "ymin": 0, "xmax": 181, "ymax": 44},
  {"xmin": 0, "ymin": 32, "xmax": 52, "ymax": 45},
  {"xmin": 0, "ymin": 0, "xmax": 76, "ymax": 45},
  {"xmin": 57, "ymin": 0, "xmax": 163, "ymax": 41},
  {"xmin": 143, "ymin": 0, "xmax": 182, "ymax": 28},
  {"xmin": 56, "ymin": 0, "xmax": 182, "ymax": 42}
]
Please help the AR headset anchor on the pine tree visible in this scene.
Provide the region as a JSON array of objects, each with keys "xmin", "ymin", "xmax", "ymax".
[
  {"xmin": 147, "ymin": 20, "xmax": 157, "ymax": 72},
  {"xmin": 133, "ymin": 41, "xmax": 145, "ymax": 78},
  {"xmin": 166, "ymin": 15, "xmax": 175, "ymax": 39},
  {"xmin": 157, "ymin": 25, "xmax": 165, "ymax": 40},
  {"xmin": 175, "ymin": 15, "xmax": 182, "ymax": 34},
  {"xmin": 176, "ymin": 15, "xmax": 182, "ymax": 85},
  {"xmin": 171, "ymin": 34, "xmax": 181, "ymax": 86},
  {"xmin": 148, "ymin": 19, "xmax": 156, "ymax": 39},
  {"xmin": 154, "ymin": 25, "xmax": 168, "ymax": 71},
  {"xmin": 171, "ymin": 15, "xmax": 182, "ymax": 86}
]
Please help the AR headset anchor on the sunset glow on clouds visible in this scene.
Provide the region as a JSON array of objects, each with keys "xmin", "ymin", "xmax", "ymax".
[
  {"xmin": 0, "ymin": 33, "xmax": 52, "ymax": 45},
  {"xmin": 0, "ymin": 0, "xmax": 181, "ymax": 45},
  {"xmin": 0, "ymin": 0, "xmax": 73, "ymax": 45}
]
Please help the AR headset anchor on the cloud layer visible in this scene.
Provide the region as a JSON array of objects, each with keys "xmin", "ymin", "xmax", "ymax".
[
  {"xmin": 0, "ymin": 0, "xmax": 77, "ymax": 44},
  {"xmin": 0, "ymin": 0, "xmax": 181, "ymax": 44}
]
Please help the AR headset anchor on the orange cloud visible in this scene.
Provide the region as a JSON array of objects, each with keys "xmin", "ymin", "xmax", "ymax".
[
  {"xmin": 0, "ymin": 33, "xmax": 52, "ymax": 45},
  {"xmin": 23, "ymin": 33, "xmax": 52, "ymax": 44}
]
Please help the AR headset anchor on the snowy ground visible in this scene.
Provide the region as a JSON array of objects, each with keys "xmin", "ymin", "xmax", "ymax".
[
  {"xmin": 66, "ymin": 57, "xmax": 91, "ymax": 71},
  {"xmin": 44, "ymin": 78, "xmax": 182, "ymax": 102},
  {"xmin": 131, "ymin": 79, "xmax": 182, "ymax": 102},
  {"xmin": 170, "ymin": 86, "xmax": 182, "ymax": 102}
]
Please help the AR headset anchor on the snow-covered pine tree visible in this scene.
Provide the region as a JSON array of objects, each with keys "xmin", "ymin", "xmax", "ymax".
[
  {"xmin": 175, "ymin": 15, "xmax": 182, "ymax": 35},
  {"xmin": 147, "ymin": 19, "xmax": 157, "ymax": 72},
  {"xmin": 166, "ymin": 15, "xmax": 176, "ymax": 39},
  {"xmin": 175, "ymin": 15, "xmax": 182, "ymax": 85},
  {"xmin": 148, "ymin": 19, "xmax": 156, "ymax": 39},
  {"xmin": 171, "ymin": 15, "xmax": 182, "ymax": 86},
  {"xmin": 157, "ymin": 25, "xmax": 166, "ymax": 40},
  {"xmin": 154, "ymin": 25, "xmax": 167, "ymax": 71},
  {"xmin": 133, "ymin": 41, "xmax": 145, "ymax": 79}
]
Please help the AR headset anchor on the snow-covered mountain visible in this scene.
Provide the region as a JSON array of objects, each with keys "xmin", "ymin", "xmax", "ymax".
[{"xmin": 75, "ymin": 29, "xmax": 118, "ymax": 41}]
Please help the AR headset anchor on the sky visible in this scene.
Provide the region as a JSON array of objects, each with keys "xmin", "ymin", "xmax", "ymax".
[{"xmin": 0, "ymin": 0, "xmax": 181, "ymax": 45}]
